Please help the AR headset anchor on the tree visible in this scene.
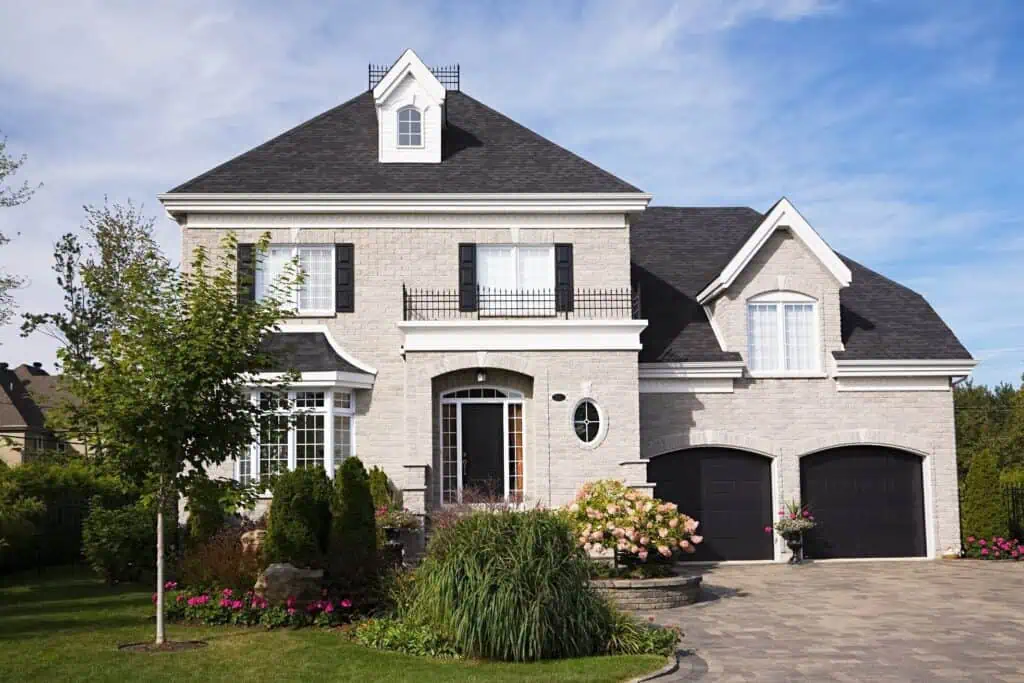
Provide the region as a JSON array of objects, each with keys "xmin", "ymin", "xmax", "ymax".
[
  {"xmin": 0, "ymin": 133, "xmax": 37, "ymax": 330},
  {"xmin": 329, "ymin": 457, "xmax": 377, "ymax": 586},
  {"xmin": 55, "ymin": 227, "xmax": 296, "ymax": 645},
  {"xmin": 961, "ymin": 449, "xmax": 1008, "ymax": 542}
]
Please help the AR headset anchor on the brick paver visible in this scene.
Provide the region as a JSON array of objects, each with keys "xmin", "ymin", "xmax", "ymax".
[{"xmin": 642, "ymin": 561, "xmax": 1024, "ymax": 682}]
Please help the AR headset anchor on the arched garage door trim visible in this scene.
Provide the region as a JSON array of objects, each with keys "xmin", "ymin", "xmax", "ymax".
[
  {"xmin": 644, "ymin": 430, "xmax": 779, "ymax": 461},
  {"xmin": 799, "ymin": 445, "xmax": 932, "ymax": 559},
  {"xmin": 648, "ymin": 445, "xmax": 781, "ymax": 562},
  {"xmin": 792, "ymin": 429, "xmax": 931, "ymax": 459}
]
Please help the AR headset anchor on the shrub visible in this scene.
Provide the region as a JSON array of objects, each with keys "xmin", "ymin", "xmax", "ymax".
[
  {"xmin": 354, "ymin": 617, "xmax": 460, "ymax": 658},
  {"xmin": 564, "ymin": 480, "xmax": 703, "ymax": 562},
  {"xmin": 81, "ymin": 498, "xmax": 156, "ymax": 583},
  {"xmin": 962, "ymin": 450, "xmax": 1009, "ymax": 541},
  {"xmin": 263, "ymin": 467, "xmax": 332, "ymax": 568},
  {"xmin": 410, "ymin": 509, "xmax": 613, "ymax": 662},
  {"xmin": 184, "ymin": 478, "xmax": 255, "ymax": 547},
  {"xmin": 178, "ymin": 526, "xmax": 263, "ymax": 592},
  {"xmin": 0, "ymin": 457, "xmax": 134, "ymax": 572},
  {"xmin": 962, "ymin": 535, "xmax": 1023, "ymax": 560},
  {"xmin": 368, "ymin": 467, "xmax": 393, "ymax": 511},
  {"xmin": 0, "ymin": 478, "xmax": 44, "ymax": 556},
  {"xmin": 604, "ymin": 608, "xmax": 681, "ymax": 656},
  {"xmin": 329, "ymin": 457, "xmax": 377, "ymax": 584}
]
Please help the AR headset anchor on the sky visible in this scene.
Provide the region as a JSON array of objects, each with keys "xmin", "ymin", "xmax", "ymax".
[{"xmin": 0, "ymin": 0, "xmax": 1021, "ymax": 386}]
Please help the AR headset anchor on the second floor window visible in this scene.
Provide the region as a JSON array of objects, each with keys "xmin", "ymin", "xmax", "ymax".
[
  {"xmin": 397, "ymin": 107, "xmax": 422, "ymax": 147},
  {"xmin": 256, "ymin": 245, "xmax": 334, "ymax": 314},
  {"xmin": 746, "ymin": 293, "xmax": 818, "ymax": 373},
  {"xmin": 477, "ymin": 245, "xmax": 555, "ymax": 292}
]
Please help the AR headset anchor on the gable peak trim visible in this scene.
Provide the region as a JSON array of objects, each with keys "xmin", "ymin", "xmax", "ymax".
[
  {"xmin": 696, "ymin": 197, "xmax": 852, "ymax": 304},
  {"xmin": 372, "ymin": 49, "xmax": 445, "ymax": 105}
]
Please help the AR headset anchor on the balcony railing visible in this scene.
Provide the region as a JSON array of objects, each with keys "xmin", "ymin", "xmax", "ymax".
[{"xmin": 402, "ymin": 285, "xmax": 640, "ymax": 321}]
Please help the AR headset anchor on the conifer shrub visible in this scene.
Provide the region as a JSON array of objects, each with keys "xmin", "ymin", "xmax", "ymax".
[
  {"xmin": 329, "ymin": 457, "xmax": 377, "ymax": 584},
  {"xmin": 263, "ymin": 467, "xmax": 332, "ymax": 568},
  {"xmin": 962, "ymin": 450, "xmax": 1009, "ymax": 542}
]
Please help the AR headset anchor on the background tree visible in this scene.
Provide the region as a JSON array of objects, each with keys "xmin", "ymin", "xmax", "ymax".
[
  {"xmin": 955, "ymin": 378, "xmax": 1024, "ymax": 481},
  {"xmin": 961, "ymin": 449, "xmax": 1009, "ymax": 541},
  {"xmin": 55, "ymin": 228, "xmax": 296, "ymax": 646},
  {"xmin": 0, "ymin": 133, "xmax": 37, "ymax": 331}
]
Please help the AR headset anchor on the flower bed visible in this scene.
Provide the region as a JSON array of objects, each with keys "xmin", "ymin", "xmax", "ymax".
[
  {"xmin": 963, "ymin": 535, "xmax": 1023, "ymax": 560},
  {"xmin": 160, "ymin": 582, "xmax": 357, "ymax": 629}
]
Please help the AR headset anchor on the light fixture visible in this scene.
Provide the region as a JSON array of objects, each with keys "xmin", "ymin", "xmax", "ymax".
[{"xmin": 476, "ymin": 369, "xmax": 487, "ymax": 383}]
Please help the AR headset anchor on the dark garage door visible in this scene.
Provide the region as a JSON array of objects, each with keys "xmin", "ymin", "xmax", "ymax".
[
  {"xmin": 801, "ymin": 446, "xmax": 926, "ymax": 559},
  {"xmin": 648, "ymin": 448, "xmax": 773, "ymax": 561}
]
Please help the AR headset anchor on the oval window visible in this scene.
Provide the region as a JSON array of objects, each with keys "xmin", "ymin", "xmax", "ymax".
[{"xmin": 573, "ymin": 399, "xmax": 601, "ymax": 443}]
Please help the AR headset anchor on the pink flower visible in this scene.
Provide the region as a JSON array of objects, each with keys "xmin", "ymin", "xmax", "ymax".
[
  {"xmin": 152, "ymin": 593, "xmax": 158, "ymax": 604},
  {"xmin": 164, "ymin": 581, "xmax": 178, "ymax": 590},
  {"xmin": 678, "ymin": 539, "xmax": 690, "ymax": 550},
  {"xmin": 286, "ymin": 596, "xmax": 297, "ymax": 608},
  {"xmin": 657, "ymin": 544, "xmax": 671, "ymax": 557},
  {"xmin": 219, "ymin": 598, "xmax": 231, "ymax": 608},
  {"xmin": 668, "ymin": 518, "xmax": 679, "ymax": 529},
  {"xmin": 176, "ymin": 594, "xmax": 185, "ymax": 603},
  {"xmin": 995, "ymin": 551, "xmax": 1001, "ymax": 558},
  {"xmin": 691, "ymin": 535, "xmax": 703, "ymax": 545},
  {"xmin": 222, "ymin": 588, "xmax": 233, "ymax": 598},
  {"xmin": 324, "ymin": 603, "xmax": 334, "ymax": 613},
  {"xmin": 802, "ymin": 510, "xmax": 810, "ymax": 518},
  {"xmin": 638, "ymin": 549, "xmax": 649, "ymax": 561},
  {"xmin": 789, "ymin": 513, "xmax": 797, "ymax": 520},
  {"xmin": 1013, "ymin": 551, "xmax": 1020, "ymax": 559},
  {"xmin": 231, "ymin": 600, "xmax": 243, "ymax": 610},
  {"xmin": 658, "ymin": 528, "xmax": 669, "ymax": 538},
  {"xmin": 340, "ymin": 599, "xmax": 352, "ymax": 609},
  {"xmin": 287, "ymin": 607, "xmax": 296, "ymax": 615},
  {"xmin": 979, "ymin": 539, "xmax": 987, "ymax": 547},
  {"xmin": 966, "ymin": 536, "xmax": 976, "ymax": 543},
  {"xmin": 764, "ymin": 526, "xmax": 772, "ymax": 534},
  {"xmin": 981, "ymin": 548, "xmax": 989, "ymax": 556},
  {"xmin": 997, "ymin": 537, "xmax": 1005, "ymax": 544},
  {"xmin": 607, "ymin": 504, "xmax": 619, "ymax": 515}
]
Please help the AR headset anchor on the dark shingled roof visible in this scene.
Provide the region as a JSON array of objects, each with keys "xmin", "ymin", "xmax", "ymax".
[
  {"xmin": 0, "ymin": 364, "xmax": 66, "ymax": 430},
  {"xmin": 169, "ymin": 91, "xmax": 640, "ymax": 195},
  {"xmin": 630, "ymin": 207, "xmax": 972, "ymax": 363},
  {"xmin": 257, "ymin": 333, "xmax": 371, "ymax": 374}
]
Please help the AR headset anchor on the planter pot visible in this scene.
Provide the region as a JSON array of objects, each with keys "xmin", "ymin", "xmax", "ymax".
[
  {"xmin": 785, "ymin": 535, "xmax": 804, "ymax": 564},
  {"xmin": 591, "ymin": 573, "xmax": 702, "ymax": 611},
  {"xmin": 382, "ymin": 526, "xmax": 401, "ymax": 543}
]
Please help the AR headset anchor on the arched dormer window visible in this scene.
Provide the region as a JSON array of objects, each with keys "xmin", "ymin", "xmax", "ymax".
[
  {"xmin": 397, "ymin": 106, "xmax": 422, "ymax": 147},
  {"xmin": 746, "ymin": 291, "xmax": 819, "ymax": 374}
]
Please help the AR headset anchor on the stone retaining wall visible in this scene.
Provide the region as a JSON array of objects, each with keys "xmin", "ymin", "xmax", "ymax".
[{"xmin": 592, "ymin": 574, "xmax": 702, "ymax": 610}]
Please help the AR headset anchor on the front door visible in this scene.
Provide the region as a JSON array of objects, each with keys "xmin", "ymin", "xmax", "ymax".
[{"xmin": 461, "ymin": 403, "xmax": 505, "ymax": 498}]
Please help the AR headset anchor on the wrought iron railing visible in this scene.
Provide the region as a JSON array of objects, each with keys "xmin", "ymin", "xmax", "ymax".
[{"xmin": 402, "ymin": 285, "xmax": 640, "ymax": 321}]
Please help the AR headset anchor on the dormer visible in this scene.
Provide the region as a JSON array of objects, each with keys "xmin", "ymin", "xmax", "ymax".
[{"xmin": 372, "ymin": 49, "xmax": 447, "ymax": 164}]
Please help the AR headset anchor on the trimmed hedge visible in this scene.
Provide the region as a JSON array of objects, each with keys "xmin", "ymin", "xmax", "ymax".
[
  {"xmin": 962, "ymin": 450, "xmax": 1009, "ymax": 541},
  {"xmin": 263, "ymin": 467, "xmax": 332, "ymax": 568},
  {"xmin": 329, "ymin": 457, "xmax": 377, "ymax": 584}
]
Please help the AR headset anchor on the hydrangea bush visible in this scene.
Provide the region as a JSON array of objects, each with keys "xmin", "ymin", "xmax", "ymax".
[
  {"xmin": 161, "ymin": 582, "xmax": 356, "ymax": 628},
  {"xmin": 963, "ymin": 535, "xmax": 1023, "ymax": 560},
  {"xmin": 564, "ymin": 480, "xmax": 702, "ymax": 561}
]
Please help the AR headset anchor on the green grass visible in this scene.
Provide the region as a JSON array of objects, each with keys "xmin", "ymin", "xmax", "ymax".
[{"xmin": 0, "ymin": 567, "xmax": 663, "ymax": 682}]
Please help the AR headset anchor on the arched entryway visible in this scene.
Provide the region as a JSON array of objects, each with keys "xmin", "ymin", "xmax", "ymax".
[
  {"xmin": 800, "ymin": 446, "xmax": 926, "ymax": 559},
  {"xmin": 648, "ymin": 447, "xmax": 774, "ymax": 561}
]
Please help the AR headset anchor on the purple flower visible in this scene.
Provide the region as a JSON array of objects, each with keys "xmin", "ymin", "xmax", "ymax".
[{"xmin": 802, "ymin": 510, "xmax": 810, "ymax": 518}]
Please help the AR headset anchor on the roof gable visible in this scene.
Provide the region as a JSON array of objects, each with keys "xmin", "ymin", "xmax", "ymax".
[
  {"xmin": 696, "ymin": 198, "xmax": 852, "ymax": 303},
  {"xmin": 167, "ymin": 91, "xmax": 641, "ymax": 194},
  {"xmin": 372, "ymin": 49, "xmax": 445, "ymax": 105}
]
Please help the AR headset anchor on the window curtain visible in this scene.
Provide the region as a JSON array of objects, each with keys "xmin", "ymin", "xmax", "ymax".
[
  {"xmin": 747, "ymin": 303, "xmax": 779, "ymax": 371},
  {"xmin": 784, "ymin": 304, "xmax": 815, "ymax": 370},
  {"xmin": 477, "ymin": 246, "xmax": 516, "ymax": 291},
  {"xmin": 256, "ymin": 247, "xmax": 293, "ymax": 303},
  {"xmin": 517, "ymin": 246, "xmax": 555, "ymax": 291}
]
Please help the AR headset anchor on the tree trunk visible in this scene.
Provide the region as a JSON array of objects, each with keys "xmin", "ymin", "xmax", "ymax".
[{"xmin": 155, "ymin": 504, "xmax": 165, "ymax": 645}]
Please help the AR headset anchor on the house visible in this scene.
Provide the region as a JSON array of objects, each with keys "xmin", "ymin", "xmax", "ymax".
[
  {"xmin": 0, "ymin": 362, "xmax": 70, "ymax": 465},
  {"xmin": 159, "ymin": 50, "xmax": 975, "ymax": 562}
]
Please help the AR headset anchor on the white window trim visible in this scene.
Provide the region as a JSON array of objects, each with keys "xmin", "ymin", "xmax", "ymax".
[
  {"xmin": 238, "ymin": 388, "xmax": 356, "ymax": 491},
  {"xmin": 571, "ymin": 397, "xmax": 608, "ymax": 450},
  {"xmin": 396, "ymin": 106, "xmax": 424, "ymax": 149},
  {"xmin": 438, "ymin": 386, "xmax": 525, "ymax": 504},
  {"xmin": 746, "ymin": 292, "xmax": 821, "ymax": 377},
  {"xmin": 256, "ymin": 244, "xmax": 335, "ymax": 317}
]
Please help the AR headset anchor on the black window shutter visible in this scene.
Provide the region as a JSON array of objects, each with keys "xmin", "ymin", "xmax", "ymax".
[
  {"xmin": 459, "ymin": 243, "xmax": 477, "ymax": 312},
  {"xmin": 555, "ymin": 243, "xmax": 574, "ymax": 312},
  {"xmin": 237, "ymin": 243, "xmax": 256, "ymax": 304},
  {"xmin": 335, "ymin": 244, "xmax": 354, "ymax": 313}
]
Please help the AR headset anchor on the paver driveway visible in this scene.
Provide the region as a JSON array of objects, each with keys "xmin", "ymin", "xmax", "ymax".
[{"xmin": 643, "ymin": 560, "xmax": 1024, "ymax": 682}]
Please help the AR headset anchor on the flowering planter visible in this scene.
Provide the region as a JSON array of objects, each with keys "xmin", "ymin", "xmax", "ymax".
[{"xmin": 591, "ymin": 573, "xmax": 702, "ymax": 611}]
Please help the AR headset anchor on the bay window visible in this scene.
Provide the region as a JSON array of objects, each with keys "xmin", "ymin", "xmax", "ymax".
[
  {"xmin": 746, "ymin": 293, "xmax": 819, "ymax": 374},
  {"xmin": 255, "ymin": 245, "xmax": 334, "ymax": 315},
  {"xmin": 237, "ymin": 389, "xmax": 355, "ymax": 486}
]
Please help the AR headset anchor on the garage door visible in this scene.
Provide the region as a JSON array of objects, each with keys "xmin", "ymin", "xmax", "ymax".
[
  {"xmin": 800, "ymin": 446, "xmax": 926, "ymax": 559},
  {"xmin": 648, "ymin": 448, "xmax": 773, "ymax": 561}
]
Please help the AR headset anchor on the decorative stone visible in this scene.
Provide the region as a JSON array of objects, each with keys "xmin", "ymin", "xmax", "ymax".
[
  {"xmin": 240, "ymin": 529, "xmax": 267, "ymax": 554},
  {"xmin": 591, "ymin": 574, "xmax": 702, "ymax": 610},
  {"xmin": 254, "ymin": 563, "xmax": 324, "ymax": 605}
]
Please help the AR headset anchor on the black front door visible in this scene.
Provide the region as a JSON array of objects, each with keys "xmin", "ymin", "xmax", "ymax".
[
  {"xmin": 648, "ymin": 448, "xmax": 774, "ymax": 561},
  {"xmin": 461, "ymin": 404, "xmax": 504, "ymax": 498},
  {"xmin": 801, "ymin": 446, "xmax": 926, "ymax": 559}
]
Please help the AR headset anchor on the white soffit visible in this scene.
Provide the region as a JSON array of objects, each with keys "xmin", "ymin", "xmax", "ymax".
[{"xmin": 697, "ymin": 197, "xmax": 853, "ymax": 303}]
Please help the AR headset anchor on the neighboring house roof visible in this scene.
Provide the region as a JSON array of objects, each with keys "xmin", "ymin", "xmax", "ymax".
[
  {"xmin": 0, "ymin": 364, "xmax": 65, "ymax": 431},
  {"xmin": 167, "ymin": 91, "xmax": 640, "ymax": 195},
  {"xmin": 630, "ymin": 206, "xmax": 972, "ymax": 363},
  {"xmin": 257, "ymin": 332, "xmax": 370, "ymax": 374}
]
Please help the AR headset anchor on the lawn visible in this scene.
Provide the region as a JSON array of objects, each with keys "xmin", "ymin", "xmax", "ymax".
[{"xmin": 0, "ymin": 568, "xmax": 664, "ymax": 682}]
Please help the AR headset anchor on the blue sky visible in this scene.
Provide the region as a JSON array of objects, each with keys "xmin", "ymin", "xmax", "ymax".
[{"xmin": 0, "ymin": 0, "xmax": 1021, "ymax": 386}]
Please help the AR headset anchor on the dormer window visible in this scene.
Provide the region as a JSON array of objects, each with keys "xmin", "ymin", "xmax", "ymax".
[
  {"xmin": 397, "ymin": 107, "xmax": 422, "ymax": 147},
  {"xmin": 746, "ymin": 292, "xmax": 819, "ymax": 374}
]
